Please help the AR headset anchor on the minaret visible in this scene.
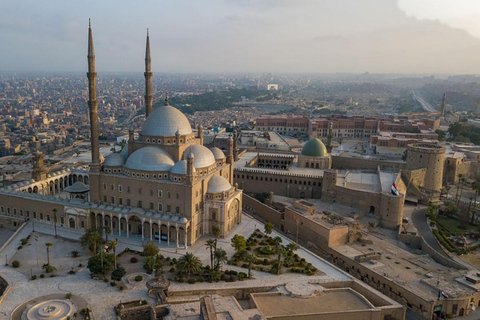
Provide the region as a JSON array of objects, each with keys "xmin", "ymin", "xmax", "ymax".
[
  {"xmin": 233, "ymin": 129, "xmax": 239, "ymax": 161},
  {"xmin": 326, "ymin": 122, "xmax": 333, "ymax": 153},
  {"xmin": 87, "ymin": 19, "xmax": 101, "ymax": 172},
  {"xmin": 227, "ymin": 136, "xmax": 234, "ymax": 184},
  {"xmin": 198, "ymin": 125, "xmax": 203, "ymax": 145},
  {"xmin": 32, "ymin": 150, "xmax": 47, "ymax": 181},
  {"xmin": 186, "ymin": 152, "xmax": 195, "ymax": 185},
  {"xmin": 441, "ymin": 93, "xmax": 446, "ymax": 117},
  {"xmin": 144, "ymin": 29, "xmax": 153, "ymax": 118}
]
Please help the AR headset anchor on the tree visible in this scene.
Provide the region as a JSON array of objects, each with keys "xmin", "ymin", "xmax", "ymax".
[
  {"xmin": 264, "ymin": 222, "xmax": 274, "ymax": 235},
  {"xmin": 143, "ymin": 241, "xmax": 159, "ymax": 257},
  {"xmin": 470, "ymin": 179, "xmax": 480, "ymax": 224},
  {"xmin": 87, "ymin": 253, "xmax": 114, "ymax": 275},
  {"xmin": 445, "ymin": 203, "xmax": 459, "ymax": 217},
  {"xmin": 108, "ymin": 240, "xmax": 118, "ymax": 269},
  {"xmin": 80, "ymin": 229, "xmax": 103, "ymax": 255},
  {"xmin": 45, "ymin": 242, "xmax": 53, "ymax": 266},
  {"xmin": 111, "ymin": 266, "xmax": 126, "ymax": 281},
  {"xmin": 244, "ymin": 253, "xmax": 256, "ymax": 279},
  {"xmin": 286, "ymin": 243, "xmax": 298, "ymax": 255},
  {"xmin": 212, "ymin": 225, "xmax": 221, "ymax": 267},
  {"xmin": 205, "ymin": 239, "xmax": 215, "ymax": 269},
  {"xmin": 231, "ymin": 234, "xmax": 246, "ymax": 253},
  {"xmin": 273, "ymin": 237, "xmax": 283, "ymax": 275},
  {"xmin": 214, "ymin": 248, "xmax": 228, "ymax": 271},
  {"xmin": 177, "ymin": 252, "xmax": 202, "ymax": 277},
  {"xmin": 426, "ymin": 204, "xmax": 438, "ymax": 220},
  {"xmin": 144, "ymin": 256, "xmax": 162, "ymax": 274},
  {"xmin": 104, "ymin": 226, "xmax": 111, "ymax": 243}
]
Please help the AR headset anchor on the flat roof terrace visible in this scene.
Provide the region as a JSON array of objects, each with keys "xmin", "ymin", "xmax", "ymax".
[{"xmin": 252, "ymin": 289, "xmax": 373, "ymax": 317}]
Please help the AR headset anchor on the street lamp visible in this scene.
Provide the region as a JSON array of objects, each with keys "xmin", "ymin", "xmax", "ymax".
[{"xmin": 5, "ymin": 254, "xmax": 7, "ymax": 266}]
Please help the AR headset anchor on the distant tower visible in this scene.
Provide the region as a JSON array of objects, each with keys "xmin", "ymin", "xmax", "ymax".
[
  {"xmin": 32, "ymin": 150, "xmax": 47, "ymax": 181},
  {"xmin": 441, "ymin": 93, "xmax": 446, "ymax": 117},
  {"xmin": 233, "ymin": 129, "xmax": 239, "ymax": 161},
  {"xmin": 144, "ymin": 29, "xmax": 153, "ymax": 118},
  {"xmin": 197, "ymin": 125, "xmax": 204, "ymax": 145},
  {"xmin": 227, "ymin": 136, "xmax": 234, "ymax": 184},
  {"xmin": 326, "ymin": 122, "xmax": 333, "ymax": 153},
  {"xmin": 87, "ymin": 19, "xmax": 101, "ymax": 172},
  {"xmin": 186, "ymin": 152, "xmax": 195, "ymax": 185}
]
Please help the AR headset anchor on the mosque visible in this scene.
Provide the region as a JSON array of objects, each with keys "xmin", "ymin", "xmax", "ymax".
[{"xmin": 0, "ymin": 23, "xmax": 242, "ymax": 248}]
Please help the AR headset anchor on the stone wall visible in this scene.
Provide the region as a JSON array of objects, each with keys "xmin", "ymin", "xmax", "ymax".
[
  {"xmin": 242, "ymin": 194, "xmax": 282, "ymax": 228},
  {"xmin": 331, "ymin": 156, "xmax": 404, "ymax": 171}
]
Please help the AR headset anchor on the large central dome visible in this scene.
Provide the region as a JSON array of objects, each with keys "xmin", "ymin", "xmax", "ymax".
[{"xmin": 141, "ymin": 105, "xmax": 192, "ymax": 137}]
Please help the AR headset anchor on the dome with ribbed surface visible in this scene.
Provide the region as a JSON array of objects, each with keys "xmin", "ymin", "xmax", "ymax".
[
  {"xmin": 125, "ymin": 146, "xmax": 174, "ymax": 171},
  {"xmin": 184, "ymin": 145, "xmax": 215, "ymax": 168},
  {"xmin": 209, "ymin": 147, "xmax": 225, "ymax": 160},
  {"xmin": 207, "ymin": 175, "xmax": 232, "ymax": 193},
  {"xmin": 141, "ymin": 105, "xmax": 192, "ymax": 137},
  {"xmin": 104, "ymin": 153, "xmax": 125, "ymax": 167},
  {"xmin": 301, "ymin": 138, "xmax": 328, "ymax": 157}
]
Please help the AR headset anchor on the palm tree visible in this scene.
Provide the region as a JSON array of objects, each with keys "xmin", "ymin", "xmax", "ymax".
[
  {"xmin": 205, "ymin": 239, "xmax": 215, "ymax": 269},
  {"xmin": 245, "ymin": 253, "xmax": 256, "ymax": 279},
  {"xmin": 45, "ymin": 242, "xmax": 53, "ymax": 266},
  {"xmin": 104, "ymin": 226, "xmax": 111, "ymax": 243},
  {"xmin": 177, "ymin": 252, "xmax": 202, "ymax": 277},
  {"xmin": 108, "ymin": 239, "xmax": 118, "ymax": 269},
  {"xmin": 214, "ymin": 248, "xmax": 228, "ymax": 271},
  {"xmin": 470, "ymin": 179, "xmax": 480, "ymax": 224},
  {"xmin": 273, "ymin": 237, "xmax": 283, "ymax": 275},
  {"xmin": 286, "ymin": 243, "xmax": 298, "ymax": 255},
  {"xmin": 457, "ymin": 174, "xmax": 466, "ymax": 206}
]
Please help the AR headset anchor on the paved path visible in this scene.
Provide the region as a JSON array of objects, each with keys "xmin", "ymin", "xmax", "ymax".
[{"xmin": 411, "ymin": 208, "xmax": 451, "ymax": 260}]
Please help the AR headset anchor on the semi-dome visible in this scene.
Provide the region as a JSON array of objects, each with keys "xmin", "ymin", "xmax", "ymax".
[
  {"xmin": 184, "ymin": 145, "xmax": 215, "ymax": 168},
  {"xmin": 170, "ymin": 160, "xmax": 196, "ymax": 175},
  {"xmin": 207, "ymin": 175, "xmax": 232, "ymax": 193},
  {"xmin": 103, "ymin": 153, "xmax": 125, "ymax": 167},
  {"xmin": 209, "ymin": 147, "xmax": 225, "ymax": 160},
  {"xmin": 120, "ymin": 143, "xmax": 129, "ymax": 159},
  {"xmin": 301, "ymin": 138, "xmax": 328, "ymax": 157},
  {"xmin": 125, "ymin": 146, "xmax": 174, "ymax": 171},
  {"xmin": 141, "ymin": 105, "xmax": 192, "ymax": 137}
]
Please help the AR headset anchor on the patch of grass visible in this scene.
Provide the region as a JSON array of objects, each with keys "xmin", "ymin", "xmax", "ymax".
[{"xmin": 437, "ymin": 216, "xmax": 477, "ymax": 236}]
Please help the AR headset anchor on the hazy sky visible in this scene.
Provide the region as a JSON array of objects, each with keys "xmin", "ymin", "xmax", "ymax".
[{"xmin": 2, "ymin": 0, "xmax": 480, "ymax": 74}]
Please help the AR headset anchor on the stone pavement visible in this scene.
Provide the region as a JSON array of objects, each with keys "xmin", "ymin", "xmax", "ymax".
[{"xmin": 0, "ymin": 213, "xmax": 350, "ymax": 319}]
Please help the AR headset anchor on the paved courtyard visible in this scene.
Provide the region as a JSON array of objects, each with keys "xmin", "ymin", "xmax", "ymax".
[
  {"xmin": 0, "ymin": 213, "xmax": 350, "ymax": 319},
  {"xmin": 0, "ymin": 227, "xmax": 14, "ymax": 248}
]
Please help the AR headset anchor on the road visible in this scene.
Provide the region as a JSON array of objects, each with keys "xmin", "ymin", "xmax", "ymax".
[
  {"xmin": 412, "ymin": 90, "xmax": 437, "ymax": 112},
  {"xmin": 411, "ymin": 209, "xmax": 451, "ymax": 260}
]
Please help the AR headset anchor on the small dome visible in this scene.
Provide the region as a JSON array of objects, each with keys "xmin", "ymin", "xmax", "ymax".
[
  {"xmin": 301, "ymin": 138, "xmax": 328, "ymax": 157},
  {"xmin": 103, "ymin": 153, "xmax": 125, "ymax": 167},
  {"xmin": 125, "ymin": 146, "xmax": 174, "ymax": 171},
  {"xmin": 65, "ymin": 181, "xmax": 90, "ymax": 193},
  {"xmin": 141, "ymin": 105, "xmax": 192, "ymax": 137},
  {"xmin": 209, "ymin": 147, "xmax": 225, "ymax": 160},
  {"xmin": 171, "ymin": 160, "xmax": 195, "ymax": 175},
  {"xmin": 207, "ymin": 175, "xmax": 232, "ymax": 193},
  {"xmin": 184, "ymin": 145, "xmax": 215, "ymax": 168}
]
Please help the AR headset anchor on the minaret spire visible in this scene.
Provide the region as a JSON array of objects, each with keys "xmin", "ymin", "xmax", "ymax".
[
  {"xmin": 144, "ymin": 29, "xmax": 153, "ymax": 117},
  {"xmin": 441, "ymin": 93, "xmax": 446, "ymax": 117},
  {"xmin": 164, "ymin": 92, "xmax": 169, "ymax": 106},
  {"xmin": 87, "ymin": 20, "xmax": 100, "ymax": 171}
]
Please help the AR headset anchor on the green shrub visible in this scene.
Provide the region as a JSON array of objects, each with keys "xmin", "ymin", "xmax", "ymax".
[
  {"xmin": 169, "ymin": 267, "xmax": 176, "ymax": 273},
  {"xmin": 187, "ymin": 278, "xmax": 196, "ymax": 284},
  {"xmin": 40, "ymin": 274, "xmax": 45, "ymax": 278},
  {"xmin": 31, "ymin": 275, "xmax": 37, "ymax": 280},
  {"xmin": 66, "ymin": 292, "xmax": 73, "ymax": 299},
  {"xmin": 12, "ymin": 260, "xmax": 20, "ymax": 268},
  {"xmin": 71, "ymin": 250, "xmax": 79, "ymax": 258},
  {"xmin": 18, "ymin": 246, "xmax": 22, "ymax": 250},
  {"xmin": 110, "ymin": 281, "xmax": 116, "ymax": 286},
  {"xmin": 111, "ymin": 267, "xmax": 126, "ymax": 281},
  {"xmin": 134, "ymin": 275, "xmax": 143, "ymax": 282},
  {"xmin": 130, "ymin": 257, "xmax": 138, "ymax": 263},
  {"xmin": 20, "ymin": 238, "xmax": 28, "ymax": 245}
]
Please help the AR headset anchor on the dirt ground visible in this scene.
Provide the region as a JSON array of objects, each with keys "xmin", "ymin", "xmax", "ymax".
[
  {"xmin": 459, "ymin": 252, "xmax": 480, "ymax": 268},
  {"xmin": 9, "ymin": 231, "xmax": 89, "ymax": 278}
]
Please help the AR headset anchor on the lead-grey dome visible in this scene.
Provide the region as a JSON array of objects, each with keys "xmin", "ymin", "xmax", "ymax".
[
  {"xmin": 207, "ymin": 175, "xmax": 232, "ymax": 193},
  {"xmin": 170, "ymin": 160, "xmax": 196, "ymax": 175},
  {"xmin": 141, "ymin": 105, "xmax": 192, "ymax": 137},
  {"xmin": 103, "ymin": 153, "xmax": 125, "ymax": 166},
  {"xmin": 184, "ymin": 145, "xmax": 216, "ymax": 168},
  {"xmin": 125, "ymin": 146, "xmax": 174, "ymax": 171},
  {"xmin": 209, "ymin": 147, "xmax": 225, "ymax": 160},
  {"xmin": 65, "ymin": 181, "xmax": 90, "ymax": 193}
]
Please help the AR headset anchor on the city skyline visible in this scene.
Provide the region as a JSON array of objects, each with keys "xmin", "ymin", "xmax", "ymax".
[{"xmin": 2, "ymin": 1, "xmax": 480, "ymax": 74}]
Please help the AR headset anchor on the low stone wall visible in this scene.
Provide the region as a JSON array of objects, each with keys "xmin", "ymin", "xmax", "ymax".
[
  {"xmin": 332, "ymin": 156, "xmax": 405, "ymax": 171},
  {"xmin": 0, "ymin": 221, "xmax": 27, "ymax": 256},
  {"xmin": 397, "ymin": 233, "xmax": 467, "ymax": 270},
  {"xmin": 0, "ymin": 275, "xmax": 10, "ymax": 306}
]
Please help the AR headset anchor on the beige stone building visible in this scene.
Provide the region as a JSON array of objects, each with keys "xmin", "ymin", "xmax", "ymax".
[{"xmin": 0, "ymin": 24, "xmax": 242, "ymax": 247}]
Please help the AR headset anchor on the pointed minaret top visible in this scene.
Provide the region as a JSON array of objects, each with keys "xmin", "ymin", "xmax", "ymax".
[
  {"xmin": 164, "ymin": 92, "xmax": 169, "ymax": 106},
  {"xmin": 145, "ymin": 29, "xmax": 151, "ymax": 61},
  {"xmin": 88, "ymin": 19, "xmax": 95, "ymax": 58}
]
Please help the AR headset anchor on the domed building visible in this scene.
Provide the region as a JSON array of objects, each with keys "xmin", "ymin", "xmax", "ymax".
[
  {"xmin": 84, "ymin": 29, "xmax": 242, "ymax": 247},
  {"xmin": 297, "ymin": 138, "xmax": 331, "ymax": 169}
]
